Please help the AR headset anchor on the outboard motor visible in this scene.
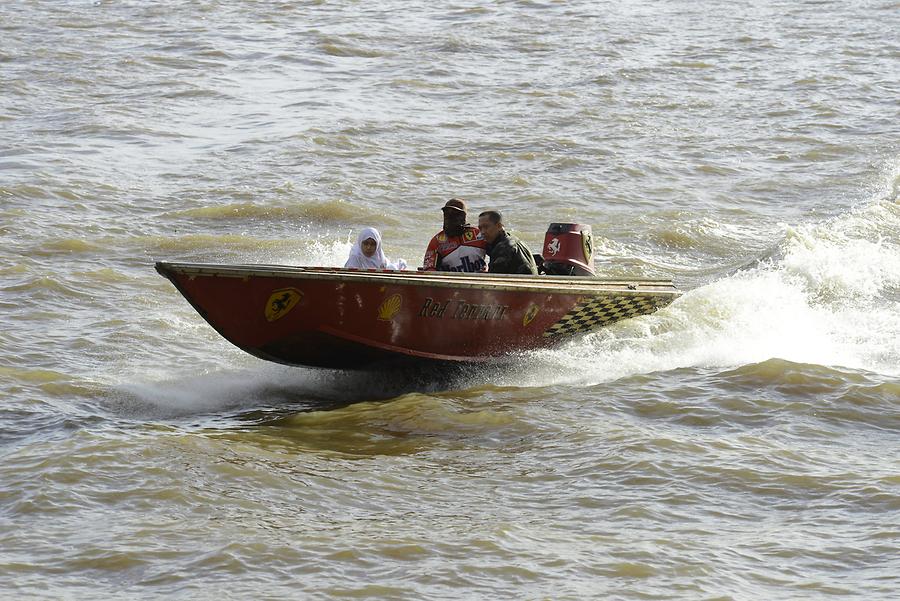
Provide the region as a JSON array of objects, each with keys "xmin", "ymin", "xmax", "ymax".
[{"xmin": 541, "ymin": 223, "xmax": 595, "ymax": 276}]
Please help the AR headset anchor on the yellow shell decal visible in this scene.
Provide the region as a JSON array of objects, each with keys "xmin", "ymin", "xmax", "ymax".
[
  {"xmin": 523, "ymin": 304, "xmax": 540, "ymax": 326},
  {"xmin": 265, "ymin": 288, "xmax": 303, "ymax": 322},
  {"xmin": 378, "ymin": 294, "xmax": 403, "ymax": 321}
]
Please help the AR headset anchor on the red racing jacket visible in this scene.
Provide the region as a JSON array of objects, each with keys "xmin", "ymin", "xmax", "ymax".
[{"xmin": 422, "ymin": 225, "xmax": 488, "ymax": 272}]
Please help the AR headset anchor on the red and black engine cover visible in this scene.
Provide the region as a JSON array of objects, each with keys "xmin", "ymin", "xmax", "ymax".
[{"xmin": 541, "ymin": 223, "xmax": 595, "ymax": 276}]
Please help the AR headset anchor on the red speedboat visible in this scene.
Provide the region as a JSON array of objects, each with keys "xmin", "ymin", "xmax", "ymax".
[{"xmin": 155, "ymin": 224, "xmax": 681, "ymax": 370}]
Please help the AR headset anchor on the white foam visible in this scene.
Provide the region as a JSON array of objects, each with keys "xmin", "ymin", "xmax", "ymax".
[
  {"xmin": 112, "ymin": 364, "xmax": 330, "ymax": 418},
  {"xmin": 513, "ymin": 164, "xmax": 900, "ymax": 386}
]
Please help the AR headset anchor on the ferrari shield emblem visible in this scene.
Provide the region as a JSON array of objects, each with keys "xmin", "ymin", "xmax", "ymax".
[
  {"xmin": 582, "ymin": 232, "xmax": 593, "ymax": 264},
  {"xmin": 523, "ymin": 303, "xmax": 540, "ymax": 326},
  {"xmin": 265, "ymin": 288, "xmax": 303, "ymax": 322},
  {"xmin": 378, "ymin": 294, "xmax": 403, "ymax": 321}
]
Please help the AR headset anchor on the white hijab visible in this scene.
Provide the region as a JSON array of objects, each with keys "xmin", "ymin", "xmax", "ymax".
[{"xmin": 345, "ymin": 227, "xmax": 390, "ymax": 269}]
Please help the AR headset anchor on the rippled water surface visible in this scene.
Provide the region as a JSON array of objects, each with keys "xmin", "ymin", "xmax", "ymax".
[{"xmin": 2, "ymin": 1, "xmax": 899, "ymax": 599}]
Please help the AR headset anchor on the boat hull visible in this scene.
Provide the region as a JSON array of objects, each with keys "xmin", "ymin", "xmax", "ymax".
[{"xmin": 155, "ymin": 262, "xmax": 680, "ymax": 370}]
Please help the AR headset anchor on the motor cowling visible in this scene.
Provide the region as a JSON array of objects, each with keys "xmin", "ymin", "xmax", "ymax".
[{"xmin": 541, "ymin": 223, "xmax": 595, "ymax": 276}]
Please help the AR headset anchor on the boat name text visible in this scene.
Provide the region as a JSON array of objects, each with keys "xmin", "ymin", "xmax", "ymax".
[{"xmin": 418, "ymin": 297, "xmax": 509, "ymax": 320}]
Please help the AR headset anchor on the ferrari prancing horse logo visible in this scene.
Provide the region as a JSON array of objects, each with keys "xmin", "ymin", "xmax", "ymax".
[
  {"xmin": 265, "ymin": 288, "xmax": 303, "ymax": 322},
  {"xmin": 547, "ymin": 237, "xmax": 561, "ymax": 256},
  {"xmin": 582, "ymin": 232, "xmax": 594, "ymax": 263}
]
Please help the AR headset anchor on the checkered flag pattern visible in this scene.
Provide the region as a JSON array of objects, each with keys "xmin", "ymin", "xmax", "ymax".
[{"xmin": 543, "ymin": 294, "xmax": 660, "ymax": 338}]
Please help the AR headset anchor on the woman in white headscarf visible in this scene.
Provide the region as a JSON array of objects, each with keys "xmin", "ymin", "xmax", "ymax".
[{"xmin": 344, "ymin": 227, "xmax": 406, "ymax": 270}]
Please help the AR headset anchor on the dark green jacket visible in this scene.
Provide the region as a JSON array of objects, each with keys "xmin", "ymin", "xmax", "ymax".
[{"xmin": 486, "ymin": 230, "xmax": 538, "ymax": 275}]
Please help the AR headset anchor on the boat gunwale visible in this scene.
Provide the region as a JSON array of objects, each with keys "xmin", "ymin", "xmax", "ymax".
[{"xmin": 156, "ymin": 261, "xmax": 681, "ymax": 297}]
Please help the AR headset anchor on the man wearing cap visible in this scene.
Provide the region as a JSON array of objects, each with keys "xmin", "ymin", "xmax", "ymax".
[
  {"xmin": 422, "ymin": 198, "xmax": 487, "ymax": 272},
  {"xmin": 477, "ymin": 210, "xmax": 539, "ymax": 275}
]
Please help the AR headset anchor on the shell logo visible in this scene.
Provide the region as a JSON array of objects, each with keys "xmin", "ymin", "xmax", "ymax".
[
  {"xmin": 378, "ymin": 294, "xmax": 403, "ymax": 321},
  {"xmin": 265, "ymin": 288, "xmax": 303, "ymax": 322}
]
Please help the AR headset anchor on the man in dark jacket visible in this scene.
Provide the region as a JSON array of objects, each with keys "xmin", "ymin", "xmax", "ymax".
[{"xmin": 477, "ymin": 210, "xmax": 539, "ymax": 275}]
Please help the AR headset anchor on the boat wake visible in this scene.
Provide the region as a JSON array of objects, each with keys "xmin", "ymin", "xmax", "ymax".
[{"xmin": 509, "ymin": 162, "xmax": 900, "ymax": 388}]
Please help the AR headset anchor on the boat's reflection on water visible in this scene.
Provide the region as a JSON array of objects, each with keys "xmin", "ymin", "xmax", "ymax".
[{"xmin": 212, "ymin": 396, "xmax": 526, "ymax": 458}]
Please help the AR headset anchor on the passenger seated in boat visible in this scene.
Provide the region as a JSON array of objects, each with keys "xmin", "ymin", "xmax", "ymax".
[
  {"xmin": 478, "ymin": 210, "xmax": 539, "ymax": 275},
  {"xmin": 422, "ymin": 198, "xmax": 487, "ymax": 272},
  {"xmin": 345, "ymin": 227, "xmax": 406, "ymax": 270}
]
